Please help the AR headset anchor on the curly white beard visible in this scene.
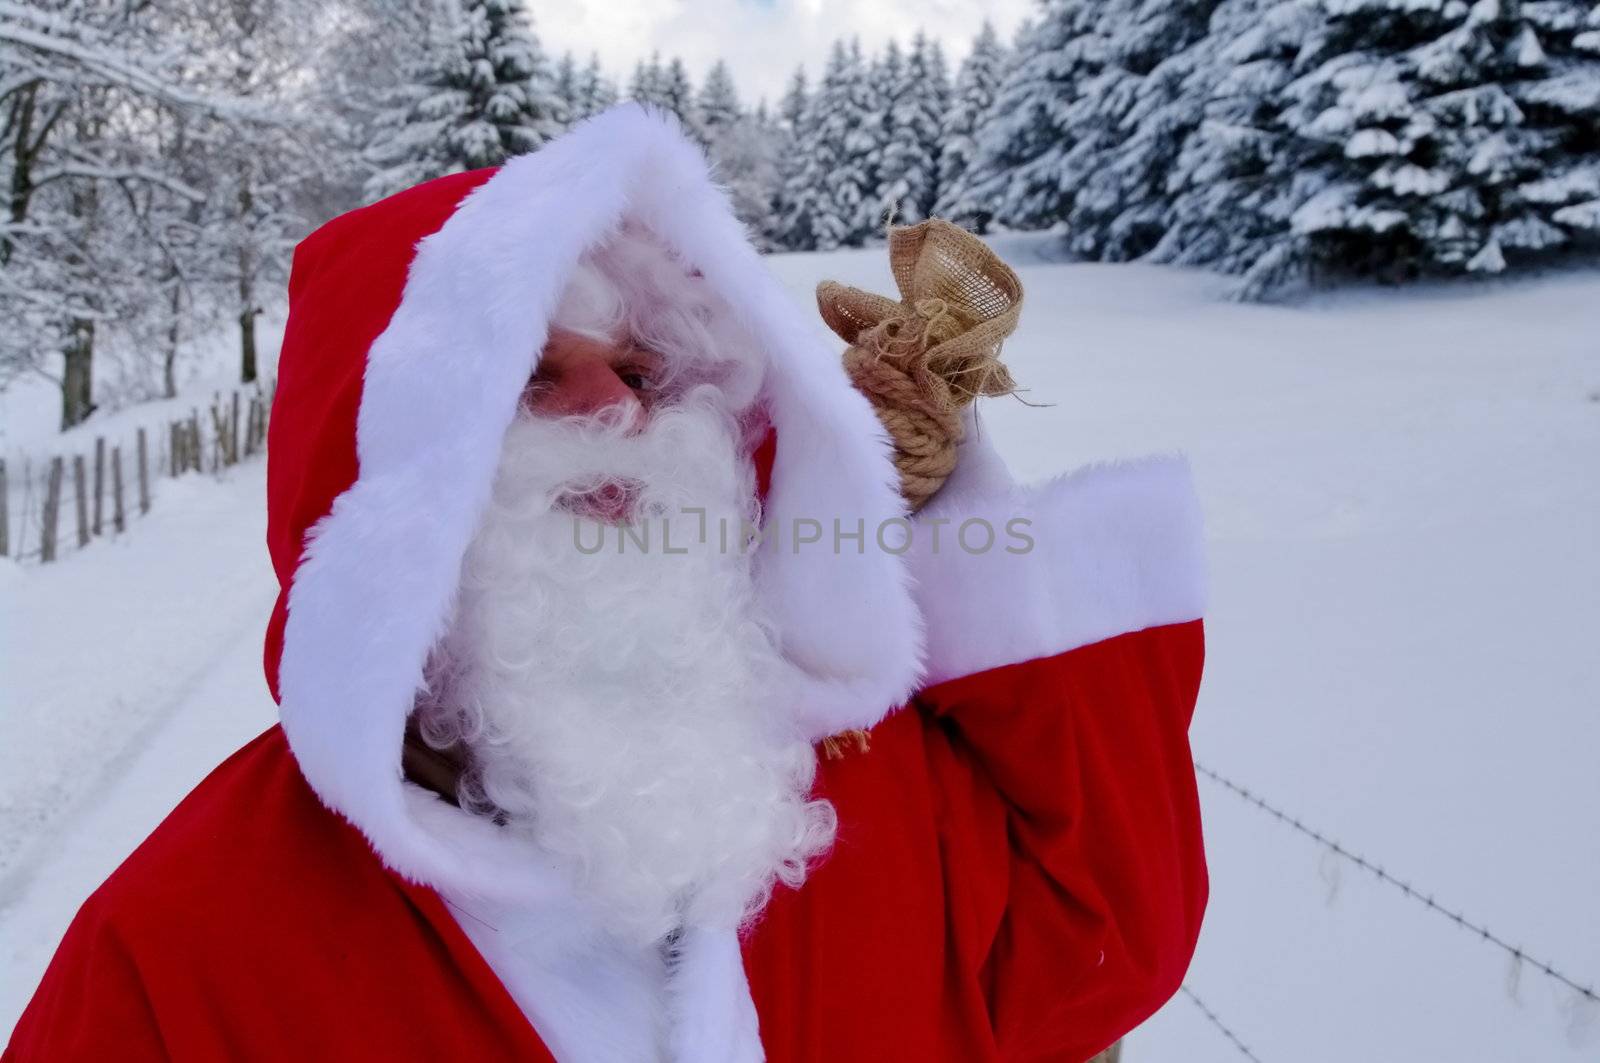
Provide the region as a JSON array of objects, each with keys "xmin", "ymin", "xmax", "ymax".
[{"xmin": 418, "ymin": 388, "xmax": 836, "ymax": 947}]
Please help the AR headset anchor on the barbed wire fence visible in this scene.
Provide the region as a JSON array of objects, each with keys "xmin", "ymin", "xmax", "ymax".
[
  {"xmin": 1193, "ymin": 761, "xmax": 1599, "ymax": 1009},
  {"xmin": 1170, "ymin": 758, "xmax": 1600, "ymax": 1062},
  {"xmin": 1180, "ymin": 985, "xmax": 1264, "ymax": 1062}
]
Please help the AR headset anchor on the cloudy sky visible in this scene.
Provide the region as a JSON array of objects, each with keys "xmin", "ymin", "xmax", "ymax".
[{"xmin": 535, "ymin": 0, "xmax": 1034, "ymax": 109}]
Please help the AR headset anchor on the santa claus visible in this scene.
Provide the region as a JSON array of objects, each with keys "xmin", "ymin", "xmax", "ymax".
[{"xmin": 6, "ymin": 106, "xmax": 1208, "ymax": 1063}]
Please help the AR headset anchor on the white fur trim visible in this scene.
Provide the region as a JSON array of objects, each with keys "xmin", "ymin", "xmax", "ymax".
[
  {"xmin": 909, "ymin": 429, "xmax": 1207, "ymax": 687},
  {"xmin": 667, "ymin": 927, "xmax": 765, "ymax": 1063},
  {"xmin": 277, "ymin": 104, "xmax": 922, "ymax": 907}
]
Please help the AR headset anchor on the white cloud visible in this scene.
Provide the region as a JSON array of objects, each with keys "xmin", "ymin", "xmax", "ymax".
[{"xmin": 533, "ymin": 0, "xmax": 1032, "ymax": 108}]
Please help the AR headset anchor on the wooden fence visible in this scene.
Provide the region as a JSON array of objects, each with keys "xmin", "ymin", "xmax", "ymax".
[{"xmin": 1, "ymin": 381, "xmax": 274, "ymax": 565}]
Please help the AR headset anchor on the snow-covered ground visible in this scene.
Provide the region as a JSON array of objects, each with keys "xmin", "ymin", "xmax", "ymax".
[{"xmin": 2, "ymin": 241, "xmax": 1597, "ymax": 1059}]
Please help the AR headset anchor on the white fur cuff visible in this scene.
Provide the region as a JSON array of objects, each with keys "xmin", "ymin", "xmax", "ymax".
[{"xmin": 908, "ymin": 452, "xmax": 1207, "ymax": 688}]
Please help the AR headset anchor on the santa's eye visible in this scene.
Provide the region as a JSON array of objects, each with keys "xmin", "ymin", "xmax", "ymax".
[{"xmin": 618, "ymin": 366, "xmax": 657, "ymax": 393}]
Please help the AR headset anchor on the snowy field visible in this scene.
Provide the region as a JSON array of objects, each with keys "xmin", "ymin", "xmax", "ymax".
[{"xmin": 3, "ymin": 239, "xmax": 1598, "ymax": 1060}]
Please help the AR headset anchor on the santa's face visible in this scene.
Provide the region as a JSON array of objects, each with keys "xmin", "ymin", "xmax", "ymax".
[{"xmin": 414, "ymin": 231, "xmax": 833, "ymax": 947}]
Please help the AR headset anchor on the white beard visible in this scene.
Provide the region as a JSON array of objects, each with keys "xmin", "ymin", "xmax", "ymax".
[{"xmin": 420, "ymin": 388, "xmax": 835, "ymax": 947}]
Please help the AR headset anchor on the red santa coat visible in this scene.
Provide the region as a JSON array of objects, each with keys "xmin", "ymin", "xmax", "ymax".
[{"xmin": 6, "ymin": 105, "xmax": 1208, "ymax": 1062}]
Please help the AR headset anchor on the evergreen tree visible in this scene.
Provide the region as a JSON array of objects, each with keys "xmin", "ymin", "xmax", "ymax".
[
  {"xmin": 628, "ymin": 52, "xmax": 668, "ymax": 109},
  {"xmin": 959, "ymin": 2, "xmax": 1105, "ymax": 231},
  {"xmin": 770, "ymin": 67, "xmax": 813, "ymax": 250},
  {"xmin": 1218, "ymin": 0, "xmax": 1600, "ymax": 295},
  {"xmin": 879, "ymin": 31, "xmax": 952, "ymax": 223},
  {"xmin": 839, "ymin": 39, "xmax": 888, "ymax": 242},
  {"xmin": 710, "ymin": 109, "xmax": 784, "ymax": 250},
  {"xmin": 1525, "ymin": 1, "xmax": 1600, "ymax": 239},
  {"xmin": 364, "ymin": 0, "xmax": 565, "ymax": 201},
  {"xmin": 553, "ymin": 50, "xmax": 579, "ymax": 117},
  {"xmin": 698, "ymin": 59, "xmax": 743, "ymax": 137},
  {"xmin": 1144, "ymin": 0, "xmax": 1311, "ymax": 283},
  {"xmin": 1065, "ymin": 0, "xmax": 1225, "ymax": 260},
  {"xmin": 659, "ymin": 56, "xmax": 701, "ymax": 133},
  {"xmin": 935, "ymin": 21, "xmax": 1009, "ymax": 229},
  {"xmin": 866, "ymin": 39, "xmax": 904, "ymax": 225},
  {"xmin": 573, "ymin": 53, "xmax": 617, "ymax": 120},
  {"xmin": 783, "ymin": 41, "xmax": 877, "ymax": 250}
]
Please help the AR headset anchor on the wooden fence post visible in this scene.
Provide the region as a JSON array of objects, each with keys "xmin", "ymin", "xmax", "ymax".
[
  {"xmin": 230, "ymin": 391, "xmax": 241, "ymax": 465},
  {"xmin": 73, "ymin": 454, "xmax": 89, "ymax": 547},
  {"xmin": 189, "ymin": 411, "xmax": 202, "ymax": 473},
  {"xmin": 170, "ymin": 422, "xmax": 182, "ymax": 477},
  {"xmin": 92, "ymin": 436, "xmax": 105, "ymax": 536},
  {"xmin": 0, "ymin": 458, "xmax": 9, "ymax": 558},
  {"xmin": 211, "ymin": 402, "xmax": 227, "ymax": 473},
  {"xmin": 137, "ymin": 427, "xmax": 151, "ymax": 514},
  {"xmin": 41, "ymin": 457, "xmax": 63, "ymax": 562},
  {"xmin": 112, "ymin": 446, "xmax": 126, "ymax": 534}
]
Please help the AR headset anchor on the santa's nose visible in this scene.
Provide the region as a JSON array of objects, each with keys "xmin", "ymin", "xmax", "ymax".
[{"xmin": 526, "ymin": 333, "xmax": 645, "ymax": 427}]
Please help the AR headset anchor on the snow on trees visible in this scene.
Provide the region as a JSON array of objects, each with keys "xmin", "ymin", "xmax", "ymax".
[
  {"xmin": 699, "ymin": 60, "xmax": 742, "ymax": 140},
  {"xmin": 691, "ymin": 59, "xmax": 780, "ymax": 245},
  {"xmin": 625, "ymin": 52, "xmax": 704, "ymax": 138},
  {"xmin": 958, "ymin": 2, "xmax": 1107, "ymax": 233},
  {"xmin": 628, "ymin": 52, "xmax": 667, "ymax": 111},
  {"xmin": 553, "ymin": 51, "xmax": 617, "ymax": 125},
  {"xmin": 573, "ymin": 54, "xmax": 618, "ymax": 122},
  {"xmin": 783, "ymin": 40, "xmax": 880, "ymax": 251},
  {"xmin": 971, "ymin": 0, "xmax": 1600, "ymax": 297},
  {"xmin": 1064, "ymin": 0, "xmax": 1225, "ymax": 261},
  {"xmin": 0, "ymin": 0, "xmax": 305, "ymax": 426},
  {"xmin": 769, "ymin": 66, "xmax": 814, "ymax": 251},
  {"xmin": 878, "ymin": 31, "xmax": 951, "ymax": 224},
  {"xmin": 935, "ymin": 21, "xmax": 1010, "ymax": 231},
  {"xmin": 657, "ymin": 56, "xmax": 702, "ymax": 140},
  {"xmin": 363, "ymin": 0, "xmax": 564, "ymax": 202}
]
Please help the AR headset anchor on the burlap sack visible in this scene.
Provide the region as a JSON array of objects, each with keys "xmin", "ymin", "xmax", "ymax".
[{"xmin": 817, "ymin": 218, "xmax": 1024, "ymax": 512}]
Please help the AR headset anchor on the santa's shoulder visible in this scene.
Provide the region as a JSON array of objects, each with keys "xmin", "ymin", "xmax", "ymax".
[{"xmin": 76, "ymin": 726, "xmax": 397, "ymax": 961}]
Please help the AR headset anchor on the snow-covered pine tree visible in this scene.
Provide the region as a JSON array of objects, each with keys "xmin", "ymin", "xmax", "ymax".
[
  {"xmin": 698, "ymin": 60, "xmax": 743, "ymax": 138},
  {"xmin": 840, "ymin": 38, "xmax": 889, "ymax": 242},
  {"xmin": 659, "ymin": 57, "xmax": 702, "ymax": 135},
  {"xmin": 574, "ymin": 54, "xmax": 618, "ymax": 121},
  {"xmin": 708, "ymin": 107, "xmax": 784, "ymax": 250},
  {"xmin": 879, "ymin": 31, "xmax": 952, "ymax": 223},
  {"xmin": 1145, "ymin": 0, "xmax": 1318, "ymax": 287},
  {"xmin": 1502, "ymin": 1, "xmax": 1600, "ymax": 254},
  {"xmin": 628, "ymin": 53, "xmax": 667, "ymax": 108},
  {"xmin": 934, "ymin": 21, "xmax": 1009, "ymax": 230},
  {"xmin": 1064, "ymin": 0, "xmax": 1226, "ymax": 261},
  {"xmin": 364, "ymin": 0, "xmax": 565, "ymax": 201},
  {"xmin": 958, "ymin": 1, "xmax": 1106, "ymax": 231},
  {"xmin": 1247, "ymin": 0, "xmax": 1600, "ymax": 294},
  {"xmin": 861, "ymin": 39, "xmax": 903, "ymax": 233},
  {"xmin": 554, "ymin": 51, "xmax": 580, "ymax": 118},
  {"xmin": 784, "ymin": 40, "xmax": 878, "ymax": 250},
  {"xmin": 769, "ymin": 66, "xmax": 814, "ymax": 250}
]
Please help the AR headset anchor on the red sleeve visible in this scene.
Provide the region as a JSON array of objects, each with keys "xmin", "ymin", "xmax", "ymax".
[
  {"xmin": 4, "ymin": 894, "xmax": 168, "ymax": 1062},
  {"xmin": 915, "ymin": 619, "xmax": 1208, "ymax": 1063}
]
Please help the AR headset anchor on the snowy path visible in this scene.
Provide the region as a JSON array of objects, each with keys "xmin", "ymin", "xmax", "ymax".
[
  {"xmin": 0, "ymin": 463, "xmax": 278, "ymax": 1031},
  {"xmin": 4, "ymin": 250, "xmax": 1599, "ymax": 1058}
]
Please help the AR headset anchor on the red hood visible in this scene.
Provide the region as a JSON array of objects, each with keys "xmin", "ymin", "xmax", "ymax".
[
  {"xmin": 266, "ymin": 168, "xmax": 497, "ymax": 703},
  {"xmin": 259, "ymin": 104, "xmax": 923, "ymax": 906}
]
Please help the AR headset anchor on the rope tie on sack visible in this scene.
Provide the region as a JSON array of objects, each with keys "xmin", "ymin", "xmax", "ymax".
[{"xmin": 818, "ymin": 217, "xmax": 1026, "ymax": 512}]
